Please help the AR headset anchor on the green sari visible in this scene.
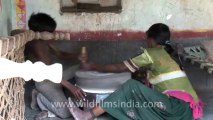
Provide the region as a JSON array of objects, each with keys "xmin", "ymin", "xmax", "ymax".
[{"xmin": 101, "ymin": 79, "xmax": 193, "ymax": 120}]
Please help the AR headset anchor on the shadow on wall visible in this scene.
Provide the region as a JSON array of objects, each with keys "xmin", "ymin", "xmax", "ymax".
[
  {"xmin": 6, "ymin": 17, "xmax": 12, "ymax": 35},
  {"xmin": 0, "ymin": 0, "xmax": 12, "ymax": 36}
]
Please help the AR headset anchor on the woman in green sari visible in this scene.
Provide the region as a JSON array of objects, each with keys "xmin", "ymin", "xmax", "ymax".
[{"xmin": 68, "ymin": 23, "xmax": 203, "ymax": 120}]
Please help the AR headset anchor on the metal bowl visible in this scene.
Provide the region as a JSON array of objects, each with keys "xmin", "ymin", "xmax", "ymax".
[{"xmin": 75, "ymin": 70, "xmax": 131, "ymax": 93}]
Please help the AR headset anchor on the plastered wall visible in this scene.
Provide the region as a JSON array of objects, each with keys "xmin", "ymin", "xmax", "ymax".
[
  {"xmin": 0, "ymin": 0, "xmax": 12, "ymax": 36},
  {"xmin": 13, "ymin": 0, "xmax": 213, "ymax": 32}
]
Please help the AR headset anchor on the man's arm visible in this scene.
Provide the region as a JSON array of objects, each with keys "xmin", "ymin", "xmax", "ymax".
[
  {"xmin": 61, "ymin": 80, "xmax": 86, "ymax": 100},
  {"xmin": 48, "ymin": 43, "xmax": 78, "ymax": 60}
]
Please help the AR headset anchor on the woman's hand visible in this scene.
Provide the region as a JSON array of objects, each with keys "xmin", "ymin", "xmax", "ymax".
[
  {"xmin": 78, "ymin": 53, "xmax": 94, "ymax": 71},
  {"xmin": 78, "ymin": 54, "xmax": 88, "ymax": 63}
]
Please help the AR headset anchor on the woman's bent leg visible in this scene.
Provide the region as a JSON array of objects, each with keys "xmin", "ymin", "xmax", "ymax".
[{"xmin": 100, "ymin": 79, "xmax": 193, "ymax": 120}]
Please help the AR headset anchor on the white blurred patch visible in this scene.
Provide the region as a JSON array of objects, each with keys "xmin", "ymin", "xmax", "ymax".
[{"xmin": 166, "ymin": 14, "xmax": 172, "ymax": 20}]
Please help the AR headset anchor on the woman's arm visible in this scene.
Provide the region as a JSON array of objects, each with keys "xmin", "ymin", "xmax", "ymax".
[
  {"xmin": 79, "ymin": 48, "xmax": 153, "ymax": 73},
  {"xmin": 81, "ymin": 62, "xmax": 130, "ymax": 73}
]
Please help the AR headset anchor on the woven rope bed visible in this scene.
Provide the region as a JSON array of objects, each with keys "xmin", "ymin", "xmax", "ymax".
[{"xmin": 0, "ymin": 30, "xmax": 75, "ymax": 120}]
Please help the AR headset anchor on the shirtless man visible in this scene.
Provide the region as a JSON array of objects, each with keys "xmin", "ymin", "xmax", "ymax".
[{"xmin": 26, "ymin": 13, "xmax": 86, "ymax": 119}]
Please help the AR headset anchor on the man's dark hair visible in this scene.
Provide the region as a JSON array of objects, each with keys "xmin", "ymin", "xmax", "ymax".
[{"xmin": 28, "ymin": 13, "xmax": 57, "ymax": 33}]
